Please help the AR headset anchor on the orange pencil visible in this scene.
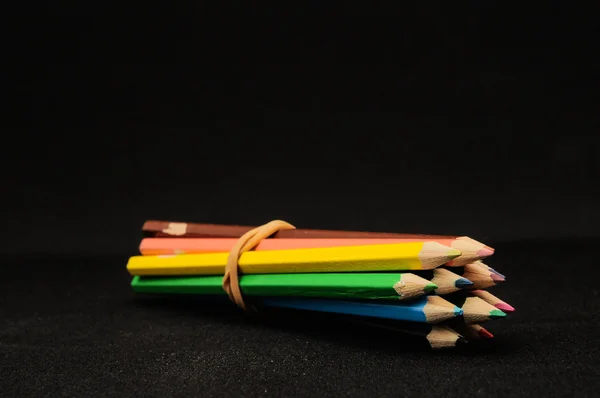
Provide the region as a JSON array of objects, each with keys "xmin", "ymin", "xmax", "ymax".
[{"xmin": 139, "ymin": 237, "xmax": 493, "ymax": 266}]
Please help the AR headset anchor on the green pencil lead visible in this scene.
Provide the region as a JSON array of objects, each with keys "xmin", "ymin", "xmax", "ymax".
[
  {"xmin": 489, "ymin": 309, "xmax": 507, "ymax": 319},
  {"xmin": 424, "ymin": 282, "xmax": 438, "ymax": 293}
]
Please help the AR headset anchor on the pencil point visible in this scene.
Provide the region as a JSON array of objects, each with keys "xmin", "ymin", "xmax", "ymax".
[
  {"xmin": 427, "ymin": 326, "xmax": 466, "ymax": 349},
  {"xmin": 454, "ymin": 306, "xmax": 463, "ymax": 317},
  {"xmin": 489, "ymin": 309, "xmax": 507, "ymax": 319},
  {"xmin": 424, "ymin": 282, "xmax": 438, "ymax": 293},
  {"xmin": 489, "ymin": 267, "xmax": 506, "ymax": 279},
  {"xmin": 394, "ymin": 274, "xmax": 436, "ymax": 299},
  {"xmin": 478, "ymin": 328, "xmax": 494, "ymax": 339},
  {"xmin": 448, "ymin": 248, "xmax": 462, "ymax": 259},
  {"xmin": 495, "ymin": 303, "xmax": 515, "ymax": 313},
  {"xmin": 419, "ymin": 242, "xmax": 463, "ymax": 269},
  {"xmin": 455, "ymin": 277, "xmax": 474, "ymax": 288},
  {"xmin": 456, "ymin": 336, "xmax": 468, "ymax": 345},
  {"xmin": 490, "ymin": 273, "xmax": 505, "ymax": 283},
  {"xmin": 476, "ymin": 247, "xmax": 495, "ymax": 258}
]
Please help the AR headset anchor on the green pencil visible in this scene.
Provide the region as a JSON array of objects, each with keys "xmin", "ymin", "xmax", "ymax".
[{"xmin": 131, "ymin": 272, "xmax": 438, "ymax": 300}]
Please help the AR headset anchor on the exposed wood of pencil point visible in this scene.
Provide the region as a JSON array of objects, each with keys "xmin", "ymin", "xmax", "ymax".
[
  {"xmin": 427, "ymin": 326, "xmax": 468, "ymax": 349},
  {"xmin": 478, "ymin": 262, "xmax": 506, "ymax": 279},
  {"xmin": 418, "ymin": 243, "xmax": 462, "ymax": 269},
  {"xmin": 460, "ymin": 297, "xmax": 506, "ymax": 325},
  {"xmin": 470, "ymin": 289, "xmax": 515, "ymax": 312},
  {"xmin": 394, "ymin": 274, "xmax": 439, "ymax": 299},
  {"xmin": 424, "ymin": 296, "xmax": 463, "ymax": 324},
  {"xmin": 462, "ymin": 262, "xmax": 505, "ymax": 289},
  {"xmin": 430, "ymin": 268, "xmax": 474, "ymax": 295},
  {"xmin": 444, "ymin": 237, "xmax": 495, "ymax": 266}
]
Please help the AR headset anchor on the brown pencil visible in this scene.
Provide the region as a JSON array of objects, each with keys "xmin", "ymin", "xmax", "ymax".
[{"xmin": 141, "ymin": 220, "xmax": 494, "ymax": 266}]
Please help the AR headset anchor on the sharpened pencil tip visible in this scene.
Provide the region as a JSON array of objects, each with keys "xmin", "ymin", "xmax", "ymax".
[
  {"xmin": 489, "ymin": 309, "xmax": 507, "ymax": 319},
  {"xmin": 489, "ymin": 267, "xmax": 506, "ymax": 279},
  {"xmin": 478, "ymin": 328, "xmax": 494, "ymax": 339},
  {"xmin": 453, "ymin": 306, "xmax": 463, "ymax": 317},
  {"xmin": 456, "ymin": 336, "xmax": 468, "ymax": 345},
  {"xmin": 455, "ymin": 277, "xmax": 474, "ymax": 288},
  {"xmin": 476, "ymin": 247, "xmax": 495, "ymax": 258},
  {"xmin": 490, "ymin": 273, "xmax": 505, "ymax": 283},
  {"xmin": 495, "ymin": 303, "xmax": 515, "ymax": 313},
  {"xmin": 448, "ymin": 248, "xmax": 462, "ymax": 259},
  {"xmin": 424, "ymin": 283, "xmax": 438, "ymax": 293}
]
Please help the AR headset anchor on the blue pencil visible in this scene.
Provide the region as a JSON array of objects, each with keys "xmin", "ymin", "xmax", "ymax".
[{"xmin": 259, "ymin": 296, "xmax": 463, "ymax": 324}]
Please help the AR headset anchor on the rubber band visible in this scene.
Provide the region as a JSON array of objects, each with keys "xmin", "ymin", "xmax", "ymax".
[{"xmin": 222, "ymin": 220, "xmax": 296, "ymax": 311}]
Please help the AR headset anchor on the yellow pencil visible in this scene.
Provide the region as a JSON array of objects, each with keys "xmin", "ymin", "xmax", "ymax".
[{"xmin": 127, "ymin": 242, "xmax": 461, "ymax": 276}]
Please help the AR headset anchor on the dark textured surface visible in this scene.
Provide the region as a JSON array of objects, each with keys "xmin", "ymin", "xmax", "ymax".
[{"xmin": 1, "ymin": 240, "xmax": 599, "ymax": 397}]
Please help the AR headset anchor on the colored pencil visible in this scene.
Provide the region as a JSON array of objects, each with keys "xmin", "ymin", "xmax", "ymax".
[
  {"xmin": 428, "ymin": 268, "xmax": 473, "ymax": 295},
  {"xmin": 346, "ymin": 319, "xmax": 467, "ymax": 349},
  {"xmin": 126, "ymin": 242, "xmax": 461, "ymax": 276},
  {"xmin": 142, "ymin": 220, "xmax": 481, "ymax": 240},
  {"xmin": 130, "ymin": 272, "xmax": 437, "ymax": 300},
  {"xmin": 448, "ymin": 321, "xmax": 494, "ymax": 340},
  {"xmin": 474, "ymin": 261, "xmax": 506, "ymax": 279},
  {"xmin": 461, "ymin": 262, "xmax": 505, "ymax": 289},
  {"xmin": 256, "ymin": 296, "xmax": 463, "ymax": 323},
  {"xmin": 469, "ymin": 289, "xmax": 515, "ymax": 312},
  {"xmin": 446, "ymin": 294, "xmax": 506, "ymax": 324},
  {"xmin": 139, "ymin": 237, "xmax": 493, "ymax": 267},
  {"xmin": 132, "ymin": 285, "xmax": 462, "ymax": 323}
]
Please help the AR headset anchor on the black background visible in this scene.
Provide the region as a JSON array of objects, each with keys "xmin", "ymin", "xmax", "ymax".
[{"xmin": 2, "ymin": 3, "xmax": 599, "ymax": 396}]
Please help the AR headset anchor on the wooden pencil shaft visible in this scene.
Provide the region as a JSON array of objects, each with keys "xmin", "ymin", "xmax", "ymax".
[
  {"xmin": 143, "ymin": 220, "xmax": 457, "ymax": 239},
  {"xmin": 430, "ymin": 268, "xmax": 473, "ymax": 294},
  {"xmin": 254, "ymin": 296, "xmax": 461, "ymax": 324},
  {"xmin": 466, "ymin": 290, "xmax": 514, "ymax": 312},
  {"xmin": 127, "ymin": 242, "xmax": 459, "ymax": 276},
  {"xmin": 444, "ymin": 294, "xmax": 505, "ymax": 324},
  {"xmin": 460, "ymin": 262, "xmax": 504, "ymax": 289},
  {"xmin": 408, "ymin": 269, "xmax": 472, "ymax": 295},
  {"xmin": 131, "ymin": 273, "xmax": 428, "ymax": 300},
  {"xmin": 140, "ymin": 236, "xmax": 491, "ymax": 267}
]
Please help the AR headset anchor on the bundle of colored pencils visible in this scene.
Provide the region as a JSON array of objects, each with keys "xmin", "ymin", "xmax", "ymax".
[{"xmin": 126, "ymin": 220, "xmax": 513, "ymax": 349}]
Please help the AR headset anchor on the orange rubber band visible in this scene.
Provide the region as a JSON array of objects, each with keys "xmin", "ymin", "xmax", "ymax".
[{"xmin": 222, "ymin": 220, "xmax": 296, "ymax": 310}]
